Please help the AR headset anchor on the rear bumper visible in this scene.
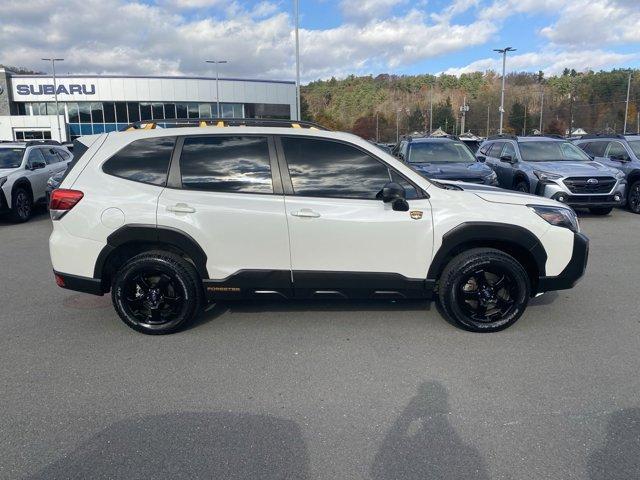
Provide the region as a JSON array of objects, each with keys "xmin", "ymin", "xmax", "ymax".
[
  {"xmin": 536, "ymin": 232, "xmax": 589, "ymax": 293},
  {"xmin": 53, "ymin": 270, "xmax": 104, "ymax": 296}
]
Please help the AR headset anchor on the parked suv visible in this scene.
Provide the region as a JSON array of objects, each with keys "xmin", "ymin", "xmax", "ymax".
[
  {"xmin": 0, "ymin": 141, "xmax": 72, "ymax": 222},
  {"xmin": 49, "ymin": 121, "xmax": 588, "ymax": 334},
  {"xmin": 396, "ymin": 137, "xmax": 498, "ymax": 185},
  {"xmin": 572, "ymin": 134, "xmax": 640, "ymax": 214},
  {"xmin": 477, "ymin": 135, "xmax": 626, "ymax": 215}
]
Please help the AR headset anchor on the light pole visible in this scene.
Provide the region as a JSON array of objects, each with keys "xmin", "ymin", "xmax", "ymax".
[
  {"xmin": 539, "ymin": 87, "xmax": 544, "ymax": 134},
  {"xmin": 493, "ymin": 47, "xmax": 515, "ymax": 134},
  {"xmin": 623, "ymin": 71, "xmax": 631, "ymax": 134},
  {"xmin": 205, "ymin": 60, "xmax": 228, "ymax": 117},
  {"xmin": 429, "ymin": 83, "xmax": 433, "ymax": 133},
  {"xmin": 459, "ymin": 96, "xmax": 469, "ymax": 134},
  {"xmin": 294, "ymin": 0, "xmax": 301, "ymax": 121},
  {"xmin": 42, "ymin": 58, "xmax": 64, "ymax": 141}
]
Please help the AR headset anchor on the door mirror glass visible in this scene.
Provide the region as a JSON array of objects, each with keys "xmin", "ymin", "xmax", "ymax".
[
  {"xmin": 377, "ymin": 181, "xmax": 406, "ymax": 203},
  {"xmin": 500, "ymin": 154, "xmax": 514, "ymax": 163}
]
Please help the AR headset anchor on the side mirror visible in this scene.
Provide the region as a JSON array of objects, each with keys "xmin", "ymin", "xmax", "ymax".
[
  {"xmin": 477, "ymin": 156, "xmax": 486, "ymax": 163},
  {"xmin": 28, "ymin": 161, "xmax": 46, "ymax": 170},
  {"xmin": 610, "ymin": 154, "xmax": 629, "ymax": 162},
  {"xmin": 377, "ymin": 181, "xmax": 406, "ymax": 202},
  {"xmin": 391, "ymin": 198, "xmax": 409, "ymax": 212},
  {"xmin": 500, "ymin": 154, "xmax": 515, "ymax": 164}
]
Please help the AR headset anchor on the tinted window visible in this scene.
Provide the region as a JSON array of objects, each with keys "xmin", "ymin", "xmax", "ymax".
[
  {"xmin": 606, "ymin": 142, "xmax": 630, "ymax": 161},
  {"xmin": 103, "ymin": 136, "xmax": 175, "ymax": 186},
  {"xmin": 180, "ymin": 136, "xmax": 272, "ymax": 193},
  {"xmin": 42, "ymin": 148, "xmax": 61, "ymax": 164},
  {"xmin": 501, "ymin": 142, "xmax": 516, "ymax": 158},
  {"xmin": 390, "ymin": 171, "xmax": 418, "ymax": 200},
  {"xmin": 519, "ymin": 141, "xmax": 590, "ymax": 161},
  {"xmin": 27, "ymin": 149, "xmax": 46, "ymax": 167},
  {"xmin": 488, "ymin": 142, "xmax": 503, "ymax": 157},
  {"xmin": 407, "ymin": 141, "xmax": 475, "ymax": 163},
  {"xmin": 628, "ymin": 140, "xmax": 640, "ymax": 157},
  {"xmin": 282, "ymin": 137, "xmax": 392, "ymax": 199},
  {"xmin": 0, "ymin": 148, "xmax": 25, "ymax": 168},
  {"xmin": 580, "ymin": 142, "xmax": 607, "ymax": 157}
]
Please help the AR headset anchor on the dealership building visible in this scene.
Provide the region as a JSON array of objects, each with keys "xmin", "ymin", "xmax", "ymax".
[{"xmin": 0, "ymin": 68, "xmax": 297, "ymax": 142}]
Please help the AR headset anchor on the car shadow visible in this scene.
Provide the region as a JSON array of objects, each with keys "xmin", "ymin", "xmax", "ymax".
[
  {"xmin": 27, "ymin": 411, "xmax": 310, "ymax": 480},
  {"xmin": 371, "ymin": 381, "xmax": 489, "ymax": 480},
  {"xmin": 0, "ymin": 204, "xmax": 49, "ymax": 226},
  {"xmin": 587, "ymin": 407, "xmax": 640, "ymax": 479}
]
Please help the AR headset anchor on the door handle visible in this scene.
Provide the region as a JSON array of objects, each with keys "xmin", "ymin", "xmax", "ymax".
[
  {"xmin": 291, "ymin": 208, "xmax": 320, "ymax": 218},
  {"xmin": 167, "ymin": 203, "xmax": 196, "ymax": 214}
]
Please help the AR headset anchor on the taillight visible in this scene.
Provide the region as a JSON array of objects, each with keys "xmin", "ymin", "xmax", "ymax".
[{"xmin": 50, "ymin": 189, "xmax": 83, "ymax": 220}]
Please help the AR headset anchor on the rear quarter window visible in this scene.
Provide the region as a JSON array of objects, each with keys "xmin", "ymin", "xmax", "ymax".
[{"xmin": 103, "ymin": 136, "xmax": 176, "ymax": 186}]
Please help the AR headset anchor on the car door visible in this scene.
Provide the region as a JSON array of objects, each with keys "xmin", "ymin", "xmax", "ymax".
[
  {"xmin": 156, "ymin": 134, "xmax": 291, "ymax": 293},
  {"xmin": 495, "ymin": 141, "xmax": 518, "ymax": 187},
  {"xmin": 276, "ymin": 135, "xmax": 433, "ymax": 296},
  {"xmin": 25, "ymin": 148, "xmax": 50, "ymax": 201}
]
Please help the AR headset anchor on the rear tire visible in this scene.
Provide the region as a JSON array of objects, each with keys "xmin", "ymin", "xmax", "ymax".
[
  {"xmin": 111, "ymin": 250, "xmax": 204, "ymax": 334},
  {"xmin": 437, "ymin": 248, "xmax": 530, "ymax": 332},
  {"xmin": 628, "ymin": 180, "xmax": 640, "ymax": 214},
  {"xmin": 9, "ymin": 187, "xmax": 33, "ymax": 223},
  {"xmin": 588, "ymin": 207, "xmax": 613, "ymax": 215}
]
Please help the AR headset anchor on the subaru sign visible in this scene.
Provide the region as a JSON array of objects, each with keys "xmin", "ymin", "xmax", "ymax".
[{"xmin": 16, "ymin": 83, "xmax": 96, "ymax": 96}]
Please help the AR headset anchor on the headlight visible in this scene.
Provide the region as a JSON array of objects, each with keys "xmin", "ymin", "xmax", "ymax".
[
  {"xmin": 529, "ymin": 205, "xmax": 579, "ymax": 233},
  {"xmin": 0, "ymin": 177, "xmax": 6, "ymax": 188},
  {"xmin": 614, "ymin": 170, "xmax": 625, "ymax": 180},
  {"xmin": 533, "ymin": 170, "xmax": 562, "ymax": 182}
]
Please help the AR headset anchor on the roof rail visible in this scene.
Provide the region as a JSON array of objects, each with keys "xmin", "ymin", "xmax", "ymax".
[
  {"xmin": 578, "ymin": 133, "xmax": 626, "ymax": 140},
  {"xmin": 25, "ymin": 140, "xmax": 61, "ymax": 146},
  {"xmin": 487, "ymin": 134, "xmax": 517, "ymax": 140},
  {"xmin": 121, "ymin": 117, "xmax": 330, "ymax": 131},
  {"xmin": 526, "ymin": 133, "xmax": 565, "ymax": 140}
]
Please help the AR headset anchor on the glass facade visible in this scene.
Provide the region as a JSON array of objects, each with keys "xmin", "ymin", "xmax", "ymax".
[{"xmin": 18, "ymin": 101, "xmax": 290, "ymax": 140}]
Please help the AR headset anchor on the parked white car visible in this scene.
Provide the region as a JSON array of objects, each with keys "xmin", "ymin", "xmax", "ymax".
[
  {"xmin": 0, "ymin": 141, "xmax": 72, "ymax": 222},
  {"xmin": 49, "ymin": 121, "xmax": 588, "ymax": 334}
]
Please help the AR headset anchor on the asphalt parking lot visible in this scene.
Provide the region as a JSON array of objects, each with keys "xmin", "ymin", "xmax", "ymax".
[{"xmin": 1, "ymin": 207, "xmax": 639, "ymax": 480}]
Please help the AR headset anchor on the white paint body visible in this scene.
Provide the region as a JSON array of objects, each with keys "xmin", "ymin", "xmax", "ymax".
[{"xmin": 49, "ymin": 127, "xmax": 576, "ymax": 282}]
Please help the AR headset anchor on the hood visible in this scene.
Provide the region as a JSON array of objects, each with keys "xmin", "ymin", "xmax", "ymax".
[
  {"xmin": 409, "ymin": 161, "xmax": 493, "ymax": 180},
  {"xmin": 439, "ymin": 181, "xmax": 561, "ymax": 207},
  {"xmin": 0, "ymin": 167, "xmax": 21, "ymax": 177},
  {"xmin": 529, "ymin": 160, "xmax": 616, "ymax": 176}
]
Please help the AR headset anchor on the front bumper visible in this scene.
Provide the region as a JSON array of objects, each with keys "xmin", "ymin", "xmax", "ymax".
[
  {"xmin": 536, "ymin": 180, "xmax": 626, "ymax": 207},
  {"xmin": 536, "ymin": 232, "xmax": 589, "ymax": 294},
  {"xmin": 0, "ymin": 188, "xmax": 8, "ymax": 214}
]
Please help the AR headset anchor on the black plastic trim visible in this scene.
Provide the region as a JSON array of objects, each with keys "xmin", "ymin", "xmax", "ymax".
[
  {"xmin": 93, "ymin": 224, "xmax": 209, "ymax": 280},
  {"xmin": 536, "ymin": 232, "xmax": 589, "ymax": 293},
  {"xmin": 54, "ymin": 270, "xmax": 104, "ymax": 296},
  {"xmin": 427, "ymin": 222, "xmax": 548, "ymax": 280}
]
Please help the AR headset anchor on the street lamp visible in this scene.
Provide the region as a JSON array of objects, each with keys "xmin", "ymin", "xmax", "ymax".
[
  {"xmin": 205, "ymin": 60, "xmax": 228, "ymax": 118},
  {"xmin": 294, "ymin": 0, "xmax": 301, "ymax": 121},
  {"xmin": 42, "ymin": 58, "xmax": 64, "ymax": 141},
  {"xmin": 493, "ymin": 47, "xmax": 516, "ymax": 134}
]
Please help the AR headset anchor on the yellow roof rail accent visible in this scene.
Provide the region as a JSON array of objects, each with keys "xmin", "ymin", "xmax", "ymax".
[
  {"xmin": 309, "ymin": 126, "xmax": 318, "ymax": 130},
  {"xmin": 199, "ymin": 121, "xmax": 207, "ymax": 128},
  {"xmin": 291, "ymin": 123, "xmax": 301, "ymax": 128},
  {"xmin": 126, "ymin": 126, "xmax": 136, "ymax": 131},
  {"xmin": 216, "ymin": 121, "xmax": 225, "ymax": 127},
  {"xmin": 142, "ymin": 123, "xmax": 155, "ymax": 130}
]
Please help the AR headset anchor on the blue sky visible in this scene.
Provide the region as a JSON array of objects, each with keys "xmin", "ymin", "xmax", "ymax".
[{"xmin": 1, "ymin": 0, "xmax": 638, "ymax": 82}]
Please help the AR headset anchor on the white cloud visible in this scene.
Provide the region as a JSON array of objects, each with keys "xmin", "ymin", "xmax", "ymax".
[
  {"xmin": 540, "ymin": 0, "xmax": 640, "ymax": 47},
  {"xmin": 443, "ymin": 49, "xmax": 638, "ymax": 76},
  {"xmin": 479, "ymin": 0, "xmax": 566, "ymax": 20},
  {"xmin": 339, "ymin": 0, "xmax": 406, "ymax": 24}
]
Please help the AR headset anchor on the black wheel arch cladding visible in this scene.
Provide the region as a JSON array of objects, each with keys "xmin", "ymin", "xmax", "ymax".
[{"xmin": 427, "ymin": 222, "xmax": 547, "ymax": 281}]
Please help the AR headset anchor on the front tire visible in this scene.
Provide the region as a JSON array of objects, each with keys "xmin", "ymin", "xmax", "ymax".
[
  {"xmin": 9, "ymin": 187, "xmax": 33, "ymax": 223},
  {"xmin": 437, "ymin": 248, "xmax": 530, "ymax": 332},
  {"xmin": 628, "ymin": 180, "xmax": 640, "ymax": 214},
  {"xmin": 589, "ymin": 207, "xmax": 613, "ymax": 215},
  {"xmin": 514, "ymin": 181, "xmax": 529, "ymax": 193},
  {"xmin": 112, "ymin": 251, "xmax": 204, "ymax": 334}
]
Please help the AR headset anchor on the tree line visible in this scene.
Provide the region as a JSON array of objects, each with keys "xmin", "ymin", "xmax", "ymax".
[{"xmin": 301, "ymin": 69, "xmax": 639, "ymax": 142}]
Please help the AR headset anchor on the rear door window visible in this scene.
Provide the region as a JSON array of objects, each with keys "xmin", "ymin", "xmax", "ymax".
[
  {"xmin": 488, "ymin": 142, "xmax": 504, "ymax": 158},
  {"xmin": 42, "ymin": 148, "xmax": 62, "ymax": 164},
  {"xmin": 501, "ymin": 142, "xmax": 516, "ymax": 158},
  {"xmin": 179, "ymin": 135, "xmax": 273, "ymax": 194},
  {"xmin": 605, "ymin": 141, "xmax": 630, "ymax": 161},
  {"xmin": 103, "ymin": 136, "xmax": 176, "ymax": 186}
]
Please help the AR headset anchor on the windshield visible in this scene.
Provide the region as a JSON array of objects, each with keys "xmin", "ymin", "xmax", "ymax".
[
  {"xmin": 628, "ymin": 140, "xmax": 640, "ymax": 157},
  {"xmin": 0, "ymin": 148, "xmax": 25, "ymax": 169},
  {"xmin": 519, "ymin": 141, "xmax": 591, "ymax": 162},
  {"xmin": 408, "ymin": 142, "xmax": 476, "ymax": 163}
]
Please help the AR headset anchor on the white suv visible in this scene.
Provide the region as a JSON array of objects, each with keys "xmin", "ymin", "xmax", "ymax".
[
  {"xmin": 49, "ymin": 121, "xmax": 588, "ymax": 334},
  {"xmin": 0, "ymin": 141, "xmax": 72, "ymax": 222}
]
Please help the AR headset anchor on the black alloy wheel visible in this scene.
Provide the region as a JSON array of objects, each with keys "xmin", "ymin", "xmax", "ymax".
[
  {"xmin": 11, "ymin": 188, "xmax": 32, "ymax": 222},
  {"xmin": 112, "ymin": 251, "xmax": 203, "ymax": 334},
  {"xmin": 629, "ymin": 181, "xmax": 640, "ymax": 214},
  {"xmin": 456, "ymin": 268, "xmax": 518, "ymax": 323},
  {"xmin": 438, "ymin": 248, "xmax": 530, "ymax": 332},
  {"xmin": 515, "ymin": 181, "xmax": 529, "ymax": 193}
]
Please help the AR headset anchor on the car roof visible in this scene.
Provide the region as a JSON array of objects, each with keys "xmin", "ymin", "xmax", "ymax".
[
  {"xmin": 409, "ymin": 137, "xmax": 458, "ymax": 144},
  {"xmin": 0, "ymin": 143, "xmax": 26, "ymax": 148},
  {"xmin": 516, "ymin": 136, "xmax": 565, "ymax": 143}
]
